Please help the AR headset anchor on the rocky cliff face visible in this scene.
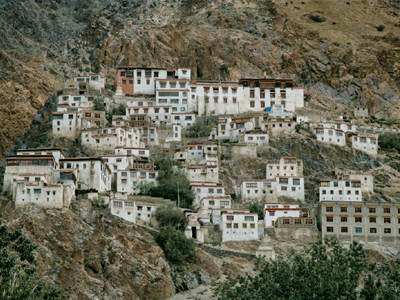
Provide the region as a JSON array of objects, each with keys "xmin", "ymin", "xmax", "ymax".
[
  {"xmin": 1, "ymin": 0, "xmax": 400, "ymax": 156},
  {"xmin": 1, "ymin": 198, "xmax": 175, "ymax": 300}
]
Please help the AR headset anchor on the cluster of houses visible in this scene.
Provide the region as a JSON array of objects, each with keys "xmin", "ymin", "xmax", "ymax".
[{"xmin": 3, "ymin": 66, "xmax": 399, "ymax": 249}]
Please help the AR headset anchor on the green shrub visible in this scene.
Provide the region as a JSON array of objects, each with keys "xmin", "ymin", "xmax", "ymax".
[
  {"xmin": 0, "ymin": 215, "xmax": 65, "ymax": 299},
  {"xmin": 377, "ymin": 25, "xmax": 385, "ymax": 31},
  {"xmin": 93, "ymin": 96, "xmax": 105, "ymax": 111},
  {"xmin": 155, "ymin": 206, "xmax": 186, "ymax": 230},
  {"xmin": 309, "ymin": 15, "xmax": 326, "ymax": 22},
  {"xmin": 185, "ymin": 115, "xmax": 218, "ymax": 138},
  {"xmin": 107, "ymin": 103, "xmax": 126, "ymax": 123},
  {"xmin": 155, "ymin": 226, "xmax": 196, "ymax": 263},
  {"xmin": 135, "ymin": 149, "xmax": 195, "ymax": 207},
  {"xmin": 378, "ymin": 133, "xmax": 400, "ymax": 152},
  {"xmin": 247, "ymin": 203, "xmax": 264, "ymax": 220},
  {"xmin": 213, "ymin": 237, "xmax": 400, "ymax": 299}
]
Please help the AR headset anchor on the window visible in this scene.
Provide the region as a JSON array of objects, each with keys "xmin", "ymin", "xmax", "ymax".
[
  {"xmin": 34, "ymin": 189, "xmax": 41, "ymax": 194},
  {"xmin": 355, "ymin": 217, "xmax": 362, "ymax": 223},
  {"xmin": 355, "ymin": 227, "xmax": 362, "ymax": 233},
  {"xmin": 326, "ymin": 216, "xmax": 333, "ymax": 222},
  {"xmin": 370, "ymin": 228, "xmax": 377, "ymax": 233},
  {"xmin": 327, "ymin": 227, "xmax": 334, "ymax": 232},
  {"xmin": 250, "ymin": 90, "xmax": 255, "ymax": 98},
  {"xmin": 283, "ymin": 219, "xmax": 290, "ymax": 225},
  {"xmin": 209, "ymin": 201, "xmax": 215, "ymax": 205},
  {"xmin": 369, "ymin": 217, "xmax": 376, "ymax": 223},
  {"xmin": 234, "ymin": 223, "xmax": 239, "ymax": 229},
  {"xmin": 250, "ymin": 101, "xmax": 255, "ymax": 108},
  {"xmin": 369, "ymin": 207, "xmax": 376, "ymax": 213},
  {"xmin": 245, "ymin": 216, "xmax": 254, "ymax": 221},
  {"xmin": 226, "ymin": 223, "xmax": 232, "ymax": 228},
  {"xmin": 384, "ymin": 207, "xmax": 391, "ymax": 214},
  {"xmin": 384, "ymin": 228, "xmax": 392, "ymax": 234},
  {"xmin": 226, "ymin": 215, "xmax": 234, "ymax": 221},
  {"xmin": 242, "ymin": 223, "xmax": 247, "ymax": 228},
  {"xmin": 355, "ymin": 207, "xmax": 362, "ymax": 213},
  {"xmin": 341, "ymin": 227, "xmax": 348, "ymax": 233},
  {"xmin": 384, "ymin": 217, "xmax": 391, "ymax": 224},
  {"xmin": 340, "ymin": 207, "xmax": 347, "ymax": 213},
  {"xmin": 306, "ymin": 219, "xmax": 313, "ymax": 225},
  {"xmin": 341, "ymin": 216, "xmax": 347, "ymax": 222},
  {"xmin": 269, "ymin": 211, "xmax": 275, "ymax": 216},
  {"xmin": 294, "ymin": 219, "xmax": 302, "ymax": 225},
  {"xmin": 326, "ymin": 206, "xmax": 333, "ymax": 212},
  {"xmin": 261, "ymin": 101, "xmax": 265, "ymax": 107},
  {"xmin": 250, "ymin": 223, "xmax": 255, "ymax": 228}
]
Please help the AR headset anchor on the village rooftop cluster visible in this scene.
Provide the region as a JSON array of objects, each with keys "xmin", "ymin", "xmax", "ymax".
[{"xmin": 3, "ymin": 67, "xmax": 397, "ymax": 254}]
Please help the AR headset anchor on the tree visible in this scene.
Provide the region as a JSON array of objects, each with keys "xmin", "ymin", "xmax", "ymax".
[
  {"xmin": 0, "ymin": 216, "xmax": 65, "ymax": 299},
  {"xmin": 155, "ymin": 206, "xmax": 186, "ymax": 231},
  {"xmin": 379, "ymin": 133, "xmax": 400, "ymax": 152},
  {"xmin": 185, "ymin": 115, "xmax": 218, "ymax": 138},
  {"xmin": 247, "ymin": 203, "xmax": 264, "ymax": 220},
  {"xmin": 93, "ymin": 96, "xmax": 105, "ymax": 111},
  {"xmin": 213, "ymin": 237, "xmax": 400, "ymax": 300},
  {"xmin": 107, "ymin": 103, "xmax": 126, "ymax": 123},
  {"xmin": 136, "ymin": 149, "xmax": 195, "ymax": 208},
  {"xmin": 155, "ymin": 225, "xmax": 196, "ymax": 263}
]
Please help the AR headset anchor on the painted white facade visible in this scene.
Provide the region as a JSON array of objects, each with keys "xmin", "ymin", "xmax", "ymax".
[
  {"xmin": 319, "ymin": 179, "xmax": 362, "ymax": 202},
  {"xmin": 266, "ymin": 157, "xmax": 303, "ymax": 179},
  {"xmin": 74, "ymin": 74, "xmax": 105, "ymax": 91},
  {"xmin": 342, "ymin": 174, "xmax": 373, "ymax": 193},
  {"xmin": 3, "ymin": 155, "xmax": 56, "ymax": 195},
  {"xmin": 243, "ymin": 133, "xmax": 269, "ymax": 146},
  {"xmin": 156, "ymin": 79, "xmax": 190, "ymax": 113},
  {"xmin": 352, "ymin": 135, "xmax": 378, "ymax": 157},
  {"xmin": 14, "ymin": 179, "xmax": 70, "ymax": 209},
  {"xmin": 240, "ymin": 180, "xmax": 277, "ymax": 202},
  {"xmin": 186, "ymin": 164, "xmax": 219, "ymax": 183},
  {"xmin": 264, "ymin": 203, "xmax": 300, "ymax": 227},
  {"xmin": 314, "ymin": 127, "xmax": 346, "ymax": 146},
  {"xmin": 211, "ymin": 208, "xmax": 250, "ymax": 228},
  {"xmin": 276, "ymin": 177, "xmax": 305, "ymax": 200},
  {"xmin": 171, "ymin": 113, "xmax": 196, "ymax": 128},
  {"xmin": 60, "ymin": 158, "xmax": 111, "ymax": 192},
  {"xmin": 111, "ymin": 199, "xmax": 136, "ymax": 223},
  {"xmin": 116, "ymin": 169, "xmax": 158, "ymax": 195},
  {"xmin": 16, "ymin": 148, "xmax": 65, "ymax": 165},
  {"xmin": 218, "ymin": 116, "xmax": 255, "ymax": 140},
  {"xmin": 186, "ymin": 143, "xmax": 204, "ymax": 160},
  {"xmin": 191, "ymin": 182, "xmax": 226, "ymax": 207},
  {"xmin": 221, "ymin": 213, "xmax": 259, "ymax": 242},
  {"xmin": 114, "ymin": 147, "xmax": 150, "ymax": 157}
]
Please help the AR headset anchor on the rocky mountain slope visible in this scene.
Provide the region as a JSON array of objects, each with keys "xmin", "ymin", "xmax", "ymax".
[{"xmin": 1, "ymin": 0, "xmax": 400, "ymax": 157}]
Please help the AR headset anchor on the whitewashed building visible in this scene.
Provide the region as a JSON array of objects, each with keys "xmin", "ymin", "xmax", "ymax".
[
  {"xmin": 211, "ymin": 208, "xmax": 250, "ymax": 227},
  {"xmin": 186, "ymin": 143, "xmax": 205, "ymax": 160},
  {"xmin": 59, "ymin": 158, "xmax": 111, "ymax": 192},
  {"xmin": 239, "ymin": 180, "xmax": 277, "ymax": 202},
  {"xmin": 186, "ymin": 164, "xmax": 219, "ymax": 183},
  {"xmin": 116, "ymin": 169, "xmax": 158, "ymax": 195},
  {"xmin": 276, "ymin": 176, "xmax": 305, "ymax": 200},
  {"xmin": 342, "ymin": 174, "xmax": 373, "ymax": 193},
  {"xmin": 114, "ymin": 147, "xmax": 150, "ymax": 157},
  {"xmin": 352, "ymin": 135, "xmax": 378, "ymax": 157},
  {"xmin": 14, "ymin": 179, "xmax": 70, "ymax": 209},
  {"xmin": 191, "ymin": 182, "xmax": 226, "ymax": 207},
  {"xmin": 314, "ymin": 126, "xmax": 346, "ymax": 146},
  {"xmin": 266, "ymin": 157, "xmax": 303, "ymax": 179},
  {"xmin": 221, "ymin": 212, "xmax": 259, "ymax": 242},
  {"xmin": 319, "ymin": 179, "xmax": 362, "ymax": 202},
  {"xmin": 264, "ymin": 203, "xmax": 300, "ymax": 227}
]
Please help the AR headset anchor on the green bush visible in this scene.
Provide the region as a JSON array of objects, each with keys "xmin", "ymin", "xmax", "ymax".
[
  {"xmin": 309, "ymin": 15, "xmax": 326, "ymax": 22},
  {"xmin": 0, "ymin": 215, "xmax": 65, "ymax": 299},
  {"xmin": 377, "ymin": 25, "xmax": 385, "ymax": 31},
  {"xmin": 185, "ymin": 115, "xmax": 218, "ymax": 138},
  {"xmin": 247, "ymin": 203, "xmax": 264, "ymax": 220},
  {"xmin": 213, "ymin": 237, "xmax": 400, "ymax": 299},
  {"xmin": 135, "ymin": 149, "xmax": 195, "ymax": 207},
  {"xmin": 155, "ymin": 226, "xmax": 196, "ymax": 263},
  {"xmin": 93, "ymin": 96, "xmax": 105, "ymax": 111},
  {"xmin": 378, "ymin": 133, "xmax": 400, "ymax": 152},
  {"xmin": 155, "ymin": 206, "xmax": 186, "ymax": 230},
  {"xmin": 107, "ymin": 103, "xmax": 126, "ymax": 123}
]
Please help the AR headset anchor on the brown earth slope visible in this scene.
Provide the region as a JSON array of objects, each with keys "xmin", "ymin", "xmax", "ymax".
[{"xmin": 1, "ymin": 0, "xmax": 400, "ymax": 156}]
